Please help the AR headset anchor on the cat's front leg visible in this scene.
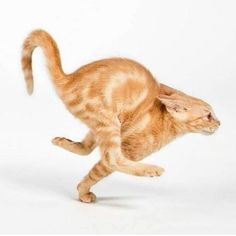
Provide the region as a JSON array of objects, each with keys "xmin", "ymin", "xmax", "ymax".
[
  {"xmin": 113, "ymin": 157, "xmax": 165, "ymax": 177},
  {"xmin": 94, "ymin": 123, "xmax": 165, "ymax": 177}
]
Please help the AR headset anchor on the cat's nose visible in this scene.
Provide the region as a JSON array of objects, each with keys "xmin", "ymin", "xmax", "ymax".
[{"xmin": 216, "ymin": 120, "xmax": 221, "ymax": 126}]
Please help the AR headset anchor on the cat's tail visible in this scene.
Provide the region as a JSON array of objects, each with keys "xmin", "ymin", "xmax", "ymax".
[{"xmin": 21, "ymin": 29, "xmax": 65, "ymax": 95}]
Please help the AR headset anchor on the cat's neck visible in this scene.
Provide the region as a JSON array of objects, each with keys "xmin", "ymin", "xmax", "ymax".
[{"xmin": 150, "ymin": 101, "xmax": 187, "ymax": 149}]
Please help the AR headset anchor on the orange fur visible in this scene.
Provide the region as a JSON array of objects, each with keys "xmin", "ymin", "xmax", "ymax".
[{"xmin": 21, "ymin": 30, "xmax": 220, "ymax": 203}]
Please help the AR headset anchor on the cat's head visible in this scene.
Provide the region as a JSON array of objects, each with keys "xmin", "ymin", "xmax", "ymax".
[{"xmin": 158, "ymin": 84, "xmax": 220, "ymax": 135}]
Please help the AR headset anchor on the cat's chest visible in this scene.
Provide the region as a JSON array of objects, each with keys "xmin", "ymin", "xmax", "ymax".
[{"xmin": 121, "ymin": 132, "xmax": 159, "ymax": 161}]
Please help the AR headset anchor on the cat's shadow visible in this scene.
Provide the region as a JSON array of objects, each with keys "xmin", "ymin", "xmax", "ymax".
[
  {"xmin": 0, "ymin": 163, "xmax": 72, "ymax": 198},
  {"xmin": 71, "ymin": 195, "xmax": 146, "ymax": 209},
  {"xmin": 0, "ymin": 163, "xmax": 153, "ymax": 208}
]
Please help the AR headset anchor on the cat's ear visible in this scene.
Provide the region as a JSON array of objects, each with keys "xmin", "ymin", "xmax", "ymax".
[{"xmin": 158, "ymin": 94, "xmax": 189, "ymax": 113}]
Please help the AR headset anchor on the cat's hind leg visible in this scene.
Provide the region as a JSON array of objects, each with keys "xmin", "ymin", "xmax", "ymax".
[
  {"xmin": 52, "ymin": 131, "xmax": 96, "ymax": 155},
  {"xmin": 77, "ymin": 123, "xmax": 164, "ymax": 203},
  {"xmin": 78, "ymin": 160, "xmax": 113, "ymax": 203},
  {"xmin": 76, "ymin": 120, "xmax": 164, "ymax": 203}
]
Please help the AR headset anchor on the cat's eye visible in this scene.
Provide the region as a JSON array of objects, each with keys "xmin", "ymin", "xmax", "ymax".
[{"xmin": 207, "ymin": 112, "xmax": 212, "ymax": 120}]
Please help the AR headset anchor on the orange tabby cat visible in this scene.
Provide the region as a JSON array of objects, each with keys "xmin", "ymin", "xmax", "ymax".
[{"xmin": 21, "ymin": 30, "xmax": 220, "ymax": 203}]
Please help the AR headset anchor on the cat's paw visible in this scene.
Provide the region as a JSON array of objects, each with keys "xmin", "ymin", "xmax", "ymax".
[
  {"xmin": 52, "ymin": 137, "xmax": 64, "ymax": 145},
  {"xmin": 52, "ymin": 137, "xmax": 71, "ymax": 146},
  {"xmin": 79, "ymin": 192, "xmax": 97, "ymax": 203},
  {"xmin": 144, "ymin": 166, "xmax": 165, "ymax": 177}
]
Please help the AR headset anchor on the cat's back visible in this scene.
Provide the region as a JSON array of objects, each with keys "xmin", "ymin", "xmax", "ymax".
[{"xmin": 74, "ymin": 58, "xmax": 159, "ymax": 113}]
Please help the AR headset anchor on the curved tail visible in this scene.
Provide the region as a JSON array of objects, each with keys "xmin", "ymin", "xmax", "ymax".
[{"xmin": 21, "ymin": 29, "xmax": 65, "ymax": 95}]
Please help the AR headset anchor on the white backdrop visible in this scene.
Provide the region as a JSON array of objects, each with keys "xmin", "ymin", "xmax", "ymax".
[{"xmin": 0, "ymin": 0, "xmax": 236, "ymax": 233}]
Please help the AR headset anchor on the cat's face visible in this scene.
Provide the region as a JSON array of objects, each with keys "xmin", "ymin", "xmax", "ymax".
[{"xmin": 159, "ymin": 92, "xmax": 220, "ymax": 135}]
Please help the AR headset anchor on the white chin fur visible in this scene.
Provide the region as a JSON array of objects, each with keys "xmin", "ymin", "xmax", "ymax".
[{"xmin": 200, "ymin": 127, "xmax": 218, "ymax": 135}]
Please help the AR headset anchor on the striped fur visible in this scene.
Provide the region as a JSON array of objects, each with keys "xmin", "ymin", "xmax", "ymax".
[
  {"xmin": 22, "ymin": 29, "xmax": 65, "ymax": 94},
  {"xmin": 21, "ymin": 30, "xmax": 220, "ymax": 203}
]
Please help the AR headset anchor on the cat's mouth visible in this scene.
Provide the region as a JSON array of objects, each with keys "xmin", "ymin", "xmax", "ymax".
[{"xmin": 200, "ymin": 126, "xmax": 219, "ymax": 135}]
